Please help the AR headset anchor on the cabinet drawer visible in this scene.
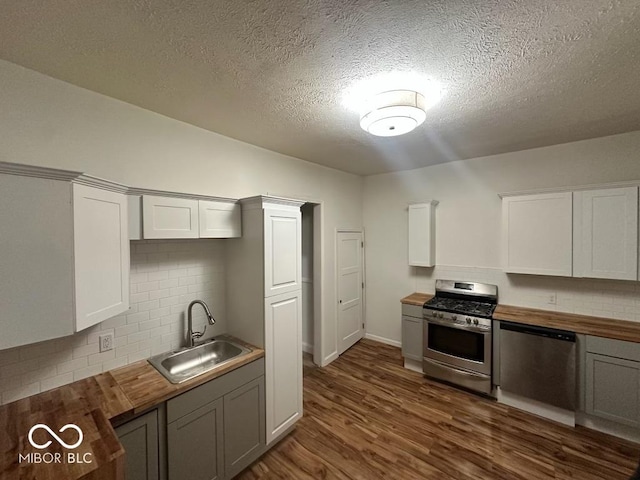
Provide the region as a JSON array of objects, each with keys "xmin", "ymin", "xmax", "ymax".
[
  {"xmin": 167, "ymin": 358, "xmax": 264, "ymax": 423},
  {"xmin": 401, "ymin": 304, "xmax": 423, "ymax": 319},
  {"xmin": 586, "ymin": 336, "xmax": 640, "ymax": 362}
]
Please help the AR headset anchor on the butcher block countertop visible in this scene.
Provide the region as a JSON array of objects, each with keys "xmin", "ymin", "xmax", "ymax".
[
  {"xmin": 494, "ymin": 304, "xmax": 640, "ymax": 344},
  {"xmin": 0, "ymin": 336, "xmax": 264, "ymax": 480},
  {"xmin": 400, "ymin": 292, "xmax": 434, "ymax": 306},
  {"xmin": 402, "ymin": 292, "xmax": 640, "ymax": 344}
]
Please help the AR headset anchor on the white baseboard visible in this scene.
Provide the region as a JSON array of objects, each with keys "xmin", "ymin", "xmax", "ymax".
[
  {"xmin": 497, "ymin": 388, "xmax": 575, "ymax": 427},
  {"xmin": 302, "ymin": 342, "xmax": 313, "ymax": 354},
  {"xmin": 364, "ymin": 333, "xmax": 401, "ymax": 348}
]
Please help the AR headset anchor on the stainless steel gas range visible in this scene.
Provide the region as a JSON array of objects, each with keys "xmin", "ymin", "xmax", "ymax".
[{"xmin": 423, "ymin": 280, "xmax": 498, "ymax": 396}]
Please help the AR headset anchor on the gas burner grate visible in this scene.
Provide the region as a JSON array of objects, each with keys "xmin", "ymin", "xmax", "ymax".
[{"xmin": 424, "ymin": 297, "xmax": 496, "ymax": 318}]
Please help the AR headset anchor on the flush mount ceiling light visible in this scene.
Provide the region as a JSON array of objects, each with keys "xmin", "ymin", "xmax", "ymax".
[
  {"xmin": 342, "ymin": 71, "xmax": 444, "ymax": 138},
  {"xmin": 359, "ymin": 90, "xmax": 426, "ymax": 137}
]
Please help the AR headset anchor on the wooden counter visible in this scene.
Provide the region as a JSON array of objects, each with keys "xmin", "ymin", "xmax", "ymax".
[
  {"xmin": 0, "ymin": 337, "xmax": 264, "ymax": 479},
  {"xmin": 400, "ymin": 292, "xmax": 433, "ymax": 306},
  {"xmin": 494, "ymin": 304, "xmax": 640, "ymax": 344},
  {"xmin": 402, "ymin": 292, "xmax": 640, "ymax": 344}
]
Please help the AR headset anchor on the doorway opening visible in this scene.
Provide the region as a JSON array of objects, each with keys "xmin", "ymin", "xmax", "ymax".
[{"xmin": 301, "ymin": 202, "xmax": 323, "ymax": 369}]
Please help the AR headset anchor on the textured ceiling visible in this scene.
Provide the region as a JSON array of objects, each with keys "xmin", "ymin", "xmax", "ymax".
[{"xmin": 1, "ymin": 0, "xmax": 639, "ymax": 175}]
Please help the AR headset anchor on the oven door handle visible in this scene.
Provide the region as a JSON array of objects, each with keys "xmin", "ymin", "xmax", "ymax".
[
  {"xmin": 423, "ymin": 357, "xmax": 491, "ymax": 379},
  {"xmin": 424, "ymin": 317, "xmax": 491, "ymax": 334}
]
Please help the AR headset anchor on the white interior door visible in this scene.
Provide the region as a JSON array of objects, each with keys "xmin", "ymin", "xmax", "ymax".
[{"xmin": 337, "ymin": 231, "xmax": 364, "ymax": 355}]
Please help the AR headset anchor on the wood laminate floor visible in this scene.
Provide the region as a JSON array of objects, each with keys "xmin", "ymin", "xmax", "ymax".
[{"xmin": 238, "ymin": 339, "xmax": 640, "ymax": 479}]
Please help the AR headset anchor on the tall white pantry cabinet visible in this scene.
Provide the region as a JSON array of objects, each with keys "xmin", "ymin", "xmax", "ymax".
[
  {"xmin": 0, "ymin": 163, "xmax": 130, "ymax": 350},
  {"xmin": 227, "ymin": 196, "xmax": 304, "ymax": 445}
]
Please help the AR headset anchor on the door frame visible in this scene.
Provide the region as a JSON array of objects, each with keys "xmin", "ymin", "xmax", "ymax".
[{"xmin": 334, "ymin": 228, "xmax": 366, "ymax": 356}]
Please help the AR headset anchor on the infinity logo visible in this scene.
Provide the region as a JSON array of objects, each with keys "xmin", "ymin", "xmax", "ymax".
[{"xmin": 28, "ymin": 424, "xmax": 83, "ymax": 450}]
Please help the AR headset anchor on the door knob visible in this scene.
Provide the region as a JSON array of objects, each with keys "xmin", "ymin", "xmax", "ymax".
[{"xmin": 339, "ymin": 300, "xmax": 342, "ymax": 304}]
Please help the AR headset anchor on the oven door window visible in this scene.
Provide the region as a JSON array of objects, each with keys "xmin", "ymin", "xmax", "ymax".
[{"xmin": 427, "ymin": 323, "xmax": 484, "ymax": 362}]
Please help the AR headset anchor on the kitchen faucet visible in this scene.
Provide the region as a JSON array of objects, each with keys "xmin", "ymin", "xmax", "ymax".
[{"xmin": 187, "ymin": 300, "xmax": 216, "ymax": 347}]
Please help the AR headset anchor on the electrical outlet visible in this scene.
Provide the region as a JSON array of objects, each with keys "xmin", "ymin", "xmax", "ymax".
[
  {"xmin": 547, "ymin": 293, "xmax": 557, "ymax": 305},
  {"xmin": 99, "ymin": 333, "xmax": 114, "ymax": 352}
]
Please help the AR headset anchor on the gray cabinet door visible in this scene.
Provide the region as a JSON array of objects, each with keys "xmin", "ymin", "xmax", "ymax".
[
  {"xmin": 168, "ymin": 398, "xmax": 224, "ymax": 480},
  {"xmin": 401, "ymin": 316, "xmax": 423, "ymax": 361},
  {"xmin": 224, "ymin": 377, "xmax": 266, "ymax": 478},
  {"xmin": 115, "ymin": 409, "xmax": 159, "ymax": 480},
  {"xmin": 585, "ymin": 352, "xmax": 640, "ymax": 427}
]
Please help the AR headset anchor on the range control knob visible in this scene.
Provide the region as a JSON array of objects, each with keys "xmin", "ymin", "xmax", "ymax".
[
  {"xmin": 473, "ymin": 319, "xmax": 479, "ymax": 326},
  {"xmin": 432, "ymin": 311, "xmax": 437, "ymax": 317},
  {"xmin": 438, "ymin": 313, "xmax": 444, "ymax": 319},
  {"xmin": 466, "ymin": 317, "xmax": 472, "ymax": 324},
  {"xmin": 451, "ymin": 315, "xmax": 457, "ymax": 322}
]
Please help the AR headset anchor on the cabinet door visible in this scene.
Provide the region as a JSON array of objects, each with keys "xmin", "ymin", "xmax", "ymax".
[
  {"xmin": 142, "ymin": 195, "xmax": 199, "ymax": 239},
  {"xmin": 401, "ymin": 316, "xmax": 423, "ymax": 361},
  {"xmin": 0, "ymin": 174, "xmax": 74, "ymax": 349},
  {"xmin": 408, "ymin": 202, "xmax": 436, "ymax": 267},
  {"xmin": 73, "ymin": 184, "xmax": 130, "ymax": 331},
  {"xmin": 502, "ymin": 192, "xmax": 573, "ymax": 276},
  {"xmin": 585, "ymin": 352, "xmax": 640, "ymax": 427},
  {"xmin": 574, "ymin": 187, "xmax": 638, "ymax": 280},
  {"xmin": 265, "ymin": 290, "xmax": 302, "ymax": 444},
  {"xmin": 115, "ymin": 410, "xmax": 159, "ymax": 480},
  {"xmin": 199, "ymin": 200, "xmax": 241, "ymax": 238},
  {"xmin": 168, "ymin": 398, "xmax": 224, "ymax": 480},
  {"xmin": 224, "ymin": 377, "xmax": 266, "ymax": 478},
  {"xmin": 264, "ymin": 208, "xmax": 301, "ymax": 297}
]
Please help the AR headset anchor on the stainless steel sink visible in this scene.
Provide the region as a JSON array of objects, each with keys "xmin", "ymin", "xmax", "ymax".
[{"xmin": 148, "ymin": 337, "xmax": 252, "ymax": 384}]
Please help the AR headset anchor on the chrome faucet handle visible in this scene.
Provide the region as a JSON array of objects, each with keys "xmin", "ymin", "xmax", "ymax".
[{"xmin": 191, "ymin": 325, "xmax": 206, "ymax": 340}]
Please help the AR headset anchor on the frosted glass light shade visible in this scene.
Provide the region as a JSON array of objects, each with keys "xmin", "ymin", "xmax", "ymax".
[{"xmin": 359, "ymin": 90, "xmax": 426, "ymax": 137}]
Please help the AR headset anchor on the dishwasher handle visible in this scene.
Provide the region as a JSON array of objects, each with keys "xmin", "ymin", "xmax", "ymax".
[{"xmin": 500, "ymin": 321, "xmax": 576, "ymax": 342}]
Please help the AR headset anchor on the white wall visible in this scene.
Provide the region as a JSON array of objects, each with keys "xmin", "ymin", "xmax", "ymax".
[
  {"xmin": 0, "ymin": 59, "xmax": 363, "ymax": 370},
  {"xmin": 364, "ymin": 131, "xmax": 640, "ymax": 343},
  {"xmin": 0, "ymin": 240, "xmax": 226, "ymax": 404}
]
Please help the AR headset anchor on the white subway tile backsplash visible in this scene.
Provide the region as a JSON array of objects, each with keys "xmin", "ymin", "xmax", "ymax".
[
  {"xmin": 0, "ymin": 239, "xmax": 227, "ymax": 405},
  {"xmin": 115, "ymin": 324, "xmax": 139, "ymax": 338},
  {"xmin": 41, "ymin": 373, "xmax": 74, "ymax": 392},
  {"xmin": 415, "ymin": 265, "xmax": 640, "ymax": 324},
  {"xmin": 73, "ymin": 364, "xmax": 103, "ymax": 382},
  {"xmin": 57, "ymin": 358, "xmax": 88, "ymax": 375}
]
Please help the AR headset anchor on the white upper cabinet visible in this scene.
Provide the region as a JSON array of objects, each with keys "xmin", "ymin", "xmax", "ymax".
[
  {"xmin": 73, "ymin": 184, "xmax": 130, "ymax": 331},
  {"xmin": 408, "ymin": 201, "xmax": 438, "ymax": 267},
  {"xmin": 502, "ymin": 192, "xmax": 573, "ymax": 276},
  {"xmin": 573, "ymin": 187, "xmax": 638, "ymax": 281},
  {"xmin": 199, "ymin": 200, "xmax": 241, "ymax": 238},
  {"xmin": 134, "ymin": 194, "xmax": 241, "ymax": 240},
  {"xmin": 0, "ymin": 164, "xmax": 130, "ymax": 350},
  {"xmin": 264, "ymin": 207, "xmax": 302, "ymax": 297},
  {"xmin": 142, "ymin": 195, "xmax": 199, "ymax": 239}
]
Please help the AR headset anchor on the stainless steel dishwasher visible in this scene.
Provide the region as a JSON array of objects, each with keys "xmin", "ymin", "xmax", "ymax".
[{"xmin": 499, "ymin": 321, "xmax": 576, "ymax": 410}]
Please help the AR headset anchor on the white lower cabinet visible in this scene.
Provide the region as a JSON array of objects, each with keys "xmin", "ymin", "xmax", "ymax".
[
  {"xmin": 0, "ymin": 169, "xmax": 130, "ymax": 349},
  {"xmin": 583, "ymin": 336, "xmax": 640, "ymax": 428},
  {"xmin": 265, "ymin": 290, "xmax": 303, "ymax": 443}
]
